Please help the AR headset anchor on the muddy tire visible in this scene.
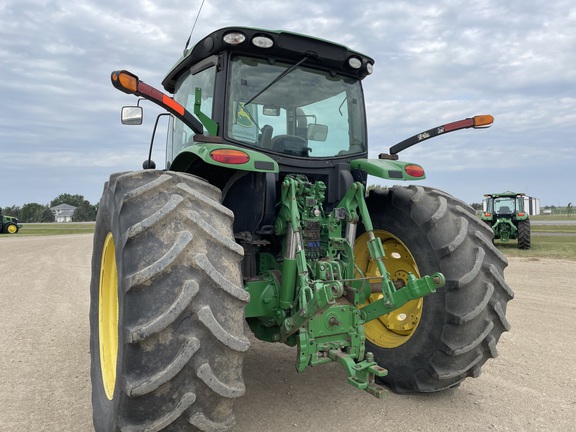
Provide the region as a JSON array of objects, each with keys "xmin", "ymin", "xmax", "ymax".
[
  {"xmin": 358, "ymin": 185, "xmax": 513, "ymax": 393},
  {"xmin": 517, "ymin": 219, "xmax": 531, "ymax": 249},
  {"xmin": 90, "ymin": 170, "xmax": 249, "ymax": 431}
]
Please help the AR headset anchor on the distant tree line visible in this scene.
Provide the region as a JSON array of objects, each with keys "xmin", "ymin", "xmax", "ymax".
[
  {"xmin": 1, "ymin": 193, "xmax": 98, "ymax": 223},
  {"xmin": 469, "ymin": 203, "xmax": 483, "ymax": 210}
]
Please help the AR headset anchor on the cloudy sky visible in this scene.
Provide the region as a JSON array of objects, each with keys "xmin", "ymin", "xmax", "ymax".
[{"xmin": 1, "ymin": 0, "xmax": 574, "ymax": 209}]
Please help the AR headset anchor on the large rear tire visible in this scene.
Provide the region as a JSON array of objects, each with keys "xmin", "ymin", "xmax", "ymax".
[
  {"xmin": 356, "ymin": 185, "xmax": 513, "ymax": 393},
  {"xmin": 90, "ymin": 170, "xmax": 249, "ymax": 431},
  {"xmin": 517, "ymin": 219, "xmax": 531, "ymax": 249}
]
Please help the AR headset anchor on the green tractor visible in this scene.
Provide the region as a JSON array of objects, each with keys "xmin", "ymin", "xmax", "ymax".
[
  {"xmin": 0, "ymin": 209, "xmax": 21, "ymax": 234},
  {"xmin": 482, "ymin": 191, "xmax": 531, "ymax": 249},
  {"xmin": 90, "ymin": 27, "xmax": 513, "ymax": 431}
]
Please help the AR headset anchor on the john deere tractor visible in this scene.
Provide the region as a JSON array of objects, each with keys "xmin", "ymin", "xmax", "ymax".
[
  {"xmin": 90, "ymin": 27, "xmax": 513, "ymax": 431},
  {"xmin": 482, "ymin": 191, "xmax": 531, "ymax": 249},
  {"xmin": 0, "ymin": 208, "xmax": 21, "ymax": 234}
]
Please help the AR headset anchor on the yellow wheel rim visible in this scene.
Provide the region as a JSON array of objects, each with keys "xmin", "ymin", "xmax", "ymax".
[
  {"xmin": 354, "ymin": 230, "xmax": 422, "ymax": 349},
  {"xmin": 99, "ymin": 233, "xmax": 119, "ymax": 400},
  {"xmin": 7, "ymin": 224, "xmax": 17, "ymax": 234}
]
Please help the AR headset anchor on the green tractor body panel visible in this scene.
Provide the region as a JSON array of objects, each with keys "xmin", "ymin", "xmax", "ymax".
[
  {"xmin": 103, "ymin": 25, "xmax": 509, "ymax": 420},
  {"xmin": 482, "ymin": 191, "xmax": 530, "ymax": 248}
]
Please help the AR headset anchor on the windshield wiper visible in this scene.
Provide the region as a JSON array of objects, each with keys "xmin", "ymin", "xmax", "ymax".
[{"xmin": 244, "ymin": 56, "xmax": 308, "ymax": 107}]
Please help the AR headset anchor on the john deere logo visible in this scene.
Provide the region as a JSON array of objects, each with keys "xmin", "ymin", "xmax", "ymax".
[{"xmin": 236, "ymin": 103, "xmax": 254, "ymax": 128}]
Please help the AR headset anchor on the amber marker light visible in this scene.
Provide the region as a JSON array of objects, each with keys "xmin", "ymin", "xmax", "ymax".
[
  {"xmin": 473, "ymin": 115, "xmax": 494, "ymax": 128},
  {"xmin": 405, "ymin": 164, "xmax": 425, "ymax": 177},
  {"xmin": 518, "ymin": 212, "xmax": 525, "ymax": 217},
  {"xmin": 210, "ymin": 149, "xmax": 250, "ymax": 164},
  {"xmin": 484, "ymin": 212, "xmax": 491, "ymax": 217},
  {"xmin": 111, "ymin": 70, "xmax": 139, "ymax": 94}
]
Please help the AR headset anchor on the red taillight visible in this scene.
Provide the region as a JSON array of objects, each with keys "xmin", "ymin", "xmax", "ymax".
[
  {"xmin": 405, "ymin": 164, "xmax": 425, "ymax": 177},
  {"xmin": 210, "ymin": 149, "xmax": 250, "ymax": 164},
  {"xmin": 518, "ymin": 212, "xmax": 525, "ymax": 217},
  {"xmin": 484, "ymin": 212, "xmax": 491, "ymax": 217}
]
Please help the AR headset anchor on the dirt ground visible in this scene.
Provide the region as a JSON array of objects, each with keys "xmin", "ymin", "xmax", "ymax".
[{"xmin": 0, "ymin": 234, "xmax": 574, "ymax": 431}]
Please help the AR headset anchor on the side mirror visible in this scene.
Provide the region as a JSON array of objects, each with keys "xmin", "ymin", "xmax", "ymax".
[
  {"xmin": 121, "ymin": 106, "xmax": 143, "ymax": 125},
  {"xmin": 307, "ymin": 123, "xmax": 328, "ymax": 141}
]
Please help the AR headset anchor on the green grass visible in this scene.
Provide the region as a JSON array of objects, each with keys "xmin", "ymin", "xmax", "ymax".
[
  {"xmin": 8, "ymin": 222, "xmax": 96, "ymax": 236},
  {"xmin": 531, "ymin": 224, "xmax": 576, "ymax": 233},
  {"xmin": 495, "ymin": 235, "xmax": 576, "ymax": 260},
  {"xmin": 530, "ymin": 214, "xmax": 576, "ymax": 221}
]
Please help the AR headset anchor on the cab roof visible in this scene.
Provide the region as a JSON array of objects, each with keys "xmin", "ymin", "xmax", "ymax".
[{"xmin": 162, "ymin": 26, "xmax": 374, "ymax": 93}]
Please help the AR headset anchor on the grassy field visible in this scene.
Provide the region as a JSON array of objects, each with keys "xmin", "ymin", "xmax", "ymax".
[
  {"xmin": 495, "ymin": 235, "xmax": 576, "ymax": 260},
  {"xmin": 532, "ymin": 224, "xmax": 576, "ymax": 233},
  {"xmin": 530, "ymin": 214, "xmax": 576, "ymax": 221},
  {"xmin": 6, "ymin": 222, "xmax": 96, "ymax": 236},
  {"xmin": 4, "ymin": 220, "xmax": 575, "ymax": 260}
]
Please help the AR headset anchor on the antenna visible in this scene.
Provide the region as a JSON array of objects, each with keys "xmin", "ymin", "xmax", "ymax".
[{"xmin": 183, "ymin": 0, "xmax": 206, "ymax": 54}]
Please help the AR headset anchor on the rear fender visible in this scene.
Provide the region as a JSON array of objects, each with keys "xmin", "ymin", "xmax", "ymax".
[
  {"xmin": 350, "ymin": 158, "xmax": 426, "ymax": 181},
  {"xmin": 169, "ymin": 143, "xmax": 278, "ymax": 189}
]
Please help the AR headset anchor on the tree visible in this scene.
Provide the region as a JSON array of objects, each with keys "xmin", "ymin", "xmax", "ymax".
[
  {"xmin": 1, "ymin": 205, "xmax": 21, "ymax": 219},
  {"xmin": 73, "ymin": 200, "xmax": 97, "ymax": 222},
  {"xmin": 41, "ymin": 208, "xmax": 56, "ymax": 223},
  {"xmin": 20, "ymin": 203, "xmax": 48, "ymax": 223},
  {"xmin": 50, "ymin": 193, "xmax": 86, "ymax": 208},
  {"xmin": 469, "ymin": 203, "xmax": 483, "ymax": 211}
]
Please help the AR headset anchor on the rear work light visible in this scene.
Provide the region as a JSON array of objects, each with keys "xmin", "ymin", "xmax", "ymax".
[
  {"xmin": 223, "ymin": 32, "xmax": 246, "ymax": 45},
  {"xmin": 405, "ymin": 164, "xmax": 425, "ymax": 177},
  {"xmin": 210, "ymin": 149, "xmax": 250, "ymax": 164},
  {"xmin": 252, "ymin": 35, "xmax": 274, "ymax": 48},
  {"xmin": 348, "ymin": 57, "xmax": 362, "ymax": 69}
]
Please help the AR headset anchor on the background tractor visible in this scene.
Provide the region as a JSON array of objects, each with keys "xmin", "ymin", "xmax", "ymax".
[
  {"xmin": 482, "ymin": 191, "xmax": 531, "ymax": 249},
  {"xmin": 0, "ymin": 208, "xmax": 21, "ymax": 234},
  {"xmin": 91, "ymin": 27, "xmax": 513, "ymax": 431}
]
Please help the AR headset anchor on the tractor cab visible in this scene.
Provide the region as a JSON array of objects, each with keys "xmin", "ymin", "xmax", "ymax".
[
  {"xmin": 169, "ymin": 51, "xmax": 368, "ymax": 160},
  {"xmin": 485, "ymin": 194, "xmax": 525, "ymax": 216},
  {"xmin": 162, "ymin": 28, "xmax": 372, "ymax": 165},
  {"xmin": 483, "ymin": 192, "xmax": 527, "ymax": 219}
]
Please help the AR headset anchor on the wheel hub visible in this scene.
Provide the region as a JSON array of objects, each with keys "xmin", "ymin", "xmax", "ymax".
[{"xmin": 355, "ymin": 230, "xmax": 423, "ymax": 348}]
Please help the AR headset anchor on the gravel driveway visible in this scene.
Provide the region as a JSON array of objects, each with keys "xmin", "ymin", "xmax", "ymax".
[{"xmin": 0, "ymin": 234, "xmax": 574, "ymax": 431}]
